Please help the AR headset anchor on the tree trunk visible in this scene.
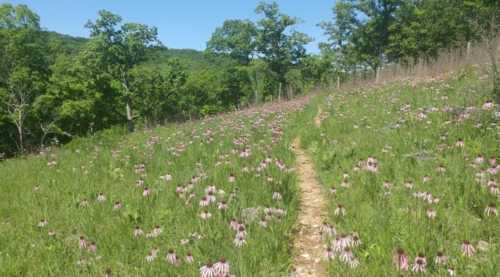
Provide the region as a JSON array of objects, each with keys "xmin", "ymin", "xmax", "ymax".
[
  {"xmin": 122, "ymin": 78, "xmax": 135, "ymax": 133},
  {"xmin": 16, "ymin": 123, "xmax": 24, "ymax": 153},
  {"xmin": 466, "ymin": 41, "xmax": 471, "ymax": 60},
  {"xmin": 336, "ymin": 75, "xmax": 340, "ymax": 89},
  {"xmin": 278, "ymin": 82, "xmax": 282, "ymax": 101},
  {"xmin": 126, "ymin": 98, "xmax": 134, "ymax": 132}
]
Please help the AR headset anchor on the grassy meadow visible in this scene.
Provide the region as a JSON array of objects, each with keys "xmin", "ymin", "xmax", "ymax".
[
  {"xmin": 298, "ymin": 68, "xmax": 500, "ymax": 276},
  {"xmin": 0, "ymin": 100, "xmax": 306, "ymax": 276},
  {"xmin": 0, "ymin": 67, "xmax": 499, "ymax": 277}
]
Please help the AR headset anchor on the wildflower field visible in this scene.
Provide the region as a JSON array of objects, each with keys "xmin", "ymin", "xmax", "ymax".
[
  {"xmin": 0, "ymin": 69, "xmax": 499, "ymax": 276},
  {"xmin": 298, "ymin": 69, "xmax": 500, "ymax": 276},
  {"xmin": 0, "ymin": 100, "xmax": 306, "ymax": 276}
]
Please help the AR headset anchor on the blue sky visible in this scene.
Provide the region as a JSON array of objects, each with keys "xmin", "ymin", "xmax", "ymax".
[{"xmin": 6, "ymin": 0, "xmax": 335, "ymax": 53}]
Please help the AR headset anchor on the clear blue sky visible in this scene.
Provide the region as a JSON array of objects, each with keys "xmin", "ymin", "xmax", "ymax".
[{"xmin": 6, "ymin": 0, "xmax": 335, "ymax": 53}]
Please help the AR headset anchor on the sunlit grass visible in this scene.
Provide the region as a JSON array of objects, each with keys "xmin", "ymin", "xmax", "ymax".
[{"xmin": 299, "ymin": 70, "xmax": 499, "ymax": 276}]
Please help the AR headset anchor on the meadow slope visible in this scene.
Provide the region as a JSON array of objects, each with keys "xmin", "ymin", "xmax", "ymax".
[
  {"xmin": 0, "ymin": 99, "xmax": 307, "ymax": 276},
  {"xmin": 0, "ymin": 68, "xmax": 499, "ymax": 277},
  {"xmin": 298, "ymin": 68, "xmax": 499, "ymax": 276}
]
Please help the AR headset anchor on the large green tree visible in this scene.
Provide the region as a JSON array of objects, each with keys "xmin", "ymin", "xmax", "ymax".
[
  {"xmin": 0, "ymin": 4, "xmax": 49, "ymax": 153},
  {"xmin": 255, "ymin": 1, "xmax": 311, "ymax": 99},
  {"xmin": 83, "ymin": 10, "xmax": 160, "ymax": 132},
  {"xmin": 207, "ymin": 19, "xmax": 257, "ymax": 65}
]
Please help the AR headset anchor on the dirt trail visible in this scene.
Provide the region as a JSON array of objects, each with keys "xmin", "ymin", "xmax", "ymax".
[
  {"xmin": 291, "ymin": 138, "xmax": 327, "ymax": 277},
  {"xmin": 314, "ymin": 107, "xmax": 322, "ymax": 127}
]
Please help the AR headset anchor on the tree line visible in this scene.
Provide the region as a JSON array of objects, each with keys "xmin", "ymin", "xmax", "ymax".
[{"xmin": 0, "ymin": 1, "xmax": 498, "ymax": 156}]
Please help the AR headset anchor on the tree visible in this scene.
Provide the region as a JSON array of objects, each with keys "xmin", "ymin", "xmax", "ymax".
[
  {"xmin": 255, "ymin": 1, "xmax": 311, "ymax": 99},
  {"xmin": 84, "ymin": 10, "xmax": 160, "ymax": 132},
  {"xmin": 0, "ymin": 3, "xmax": 40, "ymax": 29},
  {"xmin": 130, "ymin": 59, "xmax": 187, "ymax": 125},
  {"xmin": 207, "ymin": 19, "xmax": 257, "ymax": 65},
  {"xmin": 0, "ymin": 4, "xmax": 48, "ymax": 153}
]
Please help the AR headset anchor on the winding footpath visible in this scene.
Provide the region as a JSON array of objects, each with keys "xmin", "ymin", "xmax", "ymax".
[{"xmin": 291, "ymin": 135, "xmax": 327, "ymax": 277}]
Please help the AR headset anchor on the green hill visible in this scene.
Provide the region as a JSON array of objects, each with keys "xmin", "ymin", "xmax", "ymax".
[{"xmin": 45, "ymin": 31, "xmax": 217, "ymax": 72}]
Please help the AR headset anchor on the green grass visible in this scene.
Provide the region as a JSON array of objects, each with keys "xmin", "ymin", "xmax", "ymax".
[
  {"xmin": 298, "ymin": 69, "xmax": 499, "ymax": 276},
  {"xmin": 0, "ymin": 68, "xmax": 498, "ymax": 276},
  {"xmin": 0, "ymin": 102, "xmax": 304, "ymax": 276}
]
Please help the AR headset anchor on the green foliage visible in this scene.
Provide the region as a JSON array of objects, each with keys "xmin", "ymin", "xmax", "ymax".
[
  {"xmin": 207, "ymin": 19, "xmax": 257, "ymax": 65},
  {"xmin": 255, "ymin": 1, "xmax": 312, "ymax": 87},
  {"xmin": 0, "ymin": 3, "xmax": 40, "ymax": 29},
  {"xmin": 320, "ymin": 0, "xmax": 499, "ymax": 72}
]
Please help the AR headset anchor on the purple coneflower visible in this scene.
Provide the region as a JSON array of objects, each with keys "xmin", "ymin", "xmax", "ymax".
[
  {"xmin": 236, "ymin": 225, "xmax": 247, "ymax": 238},
  {"xmin": 392, "ymin": 248, "xmax": 409, "ymax": 271},
  {"xmin": 412, "ymin": 254, "xmax": 427, "ymax": 273},
  {"xmin": 96, "ymin": 192, "xmax": 106, "ymax": 202},
  {"xmin": 38, "ymin": 219, "xmax": 48, "ymax": 228},
  {"xmin": 233, "ymin": 235, "xmax": 246, "ymax": 248},
  {"xmin": 434, "ymin": 251, "xmax": 448, "ymax": 265},
  {"xmin": 482, "ymin": 100, "xmax": 494, "ymax": 110},
  {"xmin": 217, "ymin": 201, "xmax": 228, "ymax": 210},
  {"xmin": 199, "ymin": 196, "xmax": 210, "ymax": 207},
  {"xmin": 324, "ymin": 246, "xmax": 335, "ymax": 261},
  {"xmin": 383, "ymin": 181, "xmax": 393, "ymax": 189},
  {"xmin": 166, "ymin": 249, "xmax": 179, "ymax": 266},
  {"xmin": 160, "ymin": 174, "xmax": 172, "ymax": 182},
  {"xmin": 136, "ymin": 179, "xmax": 145, "ymax": 187},
  {"xmin": 185, "ymin": 252, "xmax": 194, "ymax": 263},
  {"xmin": 143, "ymin": 187, "xmax": 151, "ymax": 197},
  {"xmin": 351, "ymin": 233, "xmax": 361, "ymax": 248},
  {"xmin": 214, "ymin": 258, "xmax": 230, "ymax": 276},
  {"xmin": 151, "ymin": 225, "xmax": 162, "ymax": 237},
  {"xmin": 146, "ymin": 251, "xmax": 156, "ymax": 262},
  {"xmin": 447, "ymin": 267, "xmax": 455, "ymax": 276},
  {"xmin": 320, "ymin": 222, "xmax": 336, "ymax": 238},
  {"xmin": 461, "ymin": 240, "xmax": 475, "ymax": 257},
  {"xmin": 88, "ymin": 241, "xmax": 97, "ymax": 253},
  {"xmin": 488, "ymin": 156, "xmax": 497, "ymax": 166},
  {"xmin": 259, "ymin": 217, "xmax": 267, "ymax": 228},
  {"xmin": 340, "ymin": 248, "xmax": 354, "ymax": 264},
  {"xmin": 79, "ymin": 236, "xmax": 87, "ymax": 249},
  {"xmin": 489, "ymin": 183, "xmax": 499, "ymax": 195},
  {"xmin": 113, "ymin": 201, "xmax": 122, "ymax": 210},
  {"xmin": 348, "ymin": 257, "xmax": 360, "ymax": 268},
  {"xmin": 228, "ymin": 174, "xmax": 236, "ymax": 183},
  {"xmin": 206, "ymin": 191, "xmax": 216, "ymax": 203},
  {"xmin": 475, "ymin": 155, "xmax": 485, "ymax": 164},
  {"xmin": 426, "ymin": 208, "xmax": 437, "ymax": 219},
  {"xmin": 79, "ymin": 198, "xmax": 89, "ymax": 208},
  {"xmin": 200, "ymin": 263, "xmax": 216, "ymax": 277},
  {"xmin": 133, "ymin": 226, "xmax": 144, "ymax": 237},
  {"xmin": 335, "ymin": 204, "xmax": 346, "ymax": 217},
  {"xmin": 484, "ymin": 203, "xmax": 498, "ymax": 217},
  {"xmin": 230, "ymin": 218, "xmax": 239, "ymax": 231},
  {"xmin": 404, "ymin": 181, "xmax": 414, "ymax": 189},
  {"xmin": 329, "ymin": 186, "xmax": 337, "ymax": 194},
  {"xmin": 200, "ymin": 210, "xmax": 212, "ymax": 220}
]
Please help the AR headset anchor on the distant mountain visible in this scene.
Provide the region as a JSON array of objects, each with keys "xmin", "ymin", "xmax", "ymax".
[{"xmin": 45, "ymin": 31, "xmax": 220, "ymax": 72}]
